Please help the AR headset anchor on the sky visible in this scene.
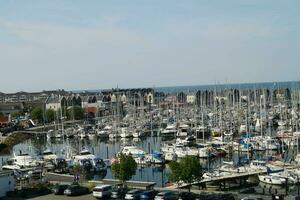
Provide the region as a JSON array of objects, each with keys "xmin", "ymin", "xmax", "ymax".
[{"xmin": 0, "ymin": 0, "xmax": 300, "ymax": 93}]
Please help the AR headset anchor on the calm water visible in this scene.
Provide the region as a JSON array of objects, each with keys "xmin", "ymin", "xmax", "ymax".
[
  {"xmin": 1, "ymin": 135, "xmax": 298, "ymax": 189},
  {"xmin": 154, "ymin": 81, "xmax": 300, "ymax": 93},
  {"xmin": 5, "ymin": 136, "xmax": 169, "ymax": 186}
]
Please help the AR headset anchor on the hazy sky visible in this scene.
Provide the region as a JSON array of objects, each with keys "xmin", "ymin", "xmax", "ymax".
[{"xmin": 0, "ymin": 0, "xmax": 300, "ymax": 93}]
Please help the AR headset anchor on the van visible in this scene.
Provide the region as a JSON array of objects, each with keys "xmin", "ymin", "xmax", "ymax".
[{"xmin": 93, "ymin": 185, "xmax": 112, "ymax": 199}]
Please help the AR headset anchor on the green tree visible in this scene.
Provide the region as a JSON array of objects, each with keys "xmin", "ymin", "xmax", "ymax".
[
  {"xmin": 46, "ymin": 109, "xmax": 55, "ymax": 123},
  {"xmin": 0, "ymin": 112, "xmax": 4, "ymax": 117},
  {"xmin": 11, "ymin": 111, "xmax": 24, "ymax": 119},
  {"xmin": 168, "ymin": 156, "xmax": 202, "ymax": 192},
  {"xmin": 30, "ymin": 107, "xmax": 44, "ymax": 123},
  {"xmin": 111, "ymin": 154, "xmax": 137, "ymax": 186},
  {"xmin": 67, "ymin": 106, "xmax": 84, "ymax": 120}
]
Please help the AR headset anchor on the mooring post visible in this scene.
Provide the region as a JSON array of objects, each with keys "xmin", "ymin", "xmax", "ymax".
[
  {"xmin": 106, "ymin": 145, "xmax": 109, "ymax": 159},
  {"xmin": 297, "ymin": 175, "xmax": 299, "ymax": 196},
  {"xmin": 285, "ymin": 177, "xmax": 288, "ymax": 195},
  {"xmin": 148, "ymin": 142, "xmax": 151, "ymax": 154}
]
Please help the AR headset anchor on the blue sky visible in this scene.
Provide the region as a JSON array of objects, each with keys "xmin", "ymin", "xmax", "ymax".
[{"xmin": 0, "ymin": 0, "xmax": 300, "ymax": 92}]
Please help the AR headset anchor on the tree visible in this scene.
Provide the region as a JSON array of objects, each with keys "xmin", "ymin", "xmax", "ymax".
[
  {"xmin": 30, "ymin": 107, "xmax": 44, "ymax": 123},
  {"xmin": 46, "ymin": 109, "xmax": 55, "ymax": 123},
  {"xmin": 0, "ymin": 112, "xmax": 4, "ymax": 117},
  {"xmin": 67, "ymin": 106, "xmax": 84, "ymax": 120},
  {"xmin": 111, "ymin": 154, "xmax": 137, "ymax": 186},
  {"xmin": 168, "ymin": 156, "xmax": 202, "ymax": 192},
  {"xmin": 11, "ymin": 111, "xmax": 23, "ymax": 119}
]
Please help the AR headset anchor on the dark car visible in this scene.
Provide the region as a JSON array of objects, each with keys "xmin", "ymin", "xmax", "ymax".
[
  {"xmin": 125, "ymin": 189, "xmax": 144, "ymax": 200},
  {"xmin": 64, "ymin": 184, "xmax": 89, "ymax": 196},
  {"xmin": 178, "ymin": 192, "xmax": 197, "ymax": 200},
  {"xmin": 140, "ymin": 190, "xmax": 158, "ymax": 200},
  {"xmin": 154, "ymin": 191, "xmax": 178, "ymax": 200},
  {"xmin": 52, "ymin": 184, "xmax": 69, "ymax": 195},
  {"xmin": 111, "ymin": 187, "xmax": 128, "ymax": 199}
]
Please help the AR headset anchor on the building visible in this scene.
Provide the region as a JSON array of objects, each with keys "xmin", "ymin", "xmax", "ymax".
[
  {"xmin": 81, "ymin": 95, "xmax": 103, "ymax": 117},
  {"xmin": 45, "ymin": 96, "xmax": 61, "ymax": 111},
  {"xmin": 0, "ymin": 102, "xmax": 24, "ymax": 115},
  {"xmin": 187, "ymin": 94, "xmax": 196, "ymax": 104}
]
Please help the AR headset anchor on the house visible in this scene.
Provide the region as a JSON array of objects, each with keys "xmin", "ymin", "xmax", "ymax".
[
  {"xmin": 0, "ymin": 102, "xmax": 23, "ymax": 115},
  {"xmin": 0, "ymin": 116, "xmax": 9, "ymax": 125},
  {"xmin": 45, "ymin": 96, "xmax": 61, "ymax": 111},
  {"xmin": 187, "ymin": 94, "xmax": 196, "ymax": 104},
  {"xmin": 81, "ymin": 95, "xmax": 103, "ymax": 116},
  {"xmin": 0, "ymin": 170, "xmax": 15, "ymax": 198}
]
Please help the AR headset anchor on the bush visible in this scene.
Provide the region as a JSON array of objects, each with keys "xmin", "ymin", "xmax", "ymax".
[{"xmin": 82, "ymin": 182, "xmax": 96, "ymax": 192}]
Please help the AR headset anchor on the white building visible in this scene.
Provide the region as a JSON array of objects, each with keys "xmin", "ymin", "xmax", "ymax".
[
  {"xmin": 45, "ymin": 96, "xmax": 61, "ymax": 111},
  {"xmin": 0, "ymin": 170, "xmax": 15, "ymax": 198},
  {"xmin": 187, "ymin": 94, "xmax": 196, "ymax": 104}
]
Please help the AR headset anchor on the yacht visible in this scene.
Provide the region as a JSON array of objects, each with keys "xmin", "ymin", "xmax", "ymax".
[
  {"xmin": 145, "ymin": 152, "xmax": 165, "ymax": 164},
  {"xmin": 258, "ymin": 174, "xmax": 283, "ymax": 185},
  {"xmin": 73, "ymin": 148, "xmax": 105, "ymax": 171},
  {"xmin": 47, "ymin": 129, "xmax": 64, "ymax": 139},
  {"xmin": 132, "ymin": 129, "xmax": 146, "ymax": 138},
  {"xmin": 161, "ymin": 124, "xmax": 177, "ymax": 137},
  {"xmin": 120, "ymin": 127, "xmax": 133, "ymax": 138},
  {"xmin": 120, "ymin": 146, "xmax": 146, "ymax": 157},
  {"xmin": 164, "ymin": 152, "xmax": 177, "ymax": 162},
  {"xmin": 42, "ymin": 149, "xmax": 57, "ymax": 161},
  {"xmin": 175, "ymin": 136, "xmax": 195, "ymax": 146},
  {"xmin": 176, "ymin": 124, "xmax": 191, "ymax": 137},
  {"xmin": 97, "ymin": 125, "xmax": 112, "ymax": 138}
]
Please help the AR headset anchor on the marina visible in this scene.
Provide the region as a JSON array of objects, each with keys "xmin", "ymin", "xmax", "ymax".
[
  {"xmin": 2, "ymin": 82, "xmax": 300, "ymax": 199},
  {"xmin": 1, "ymin": 0, "xmax": 300, "ymax": 199}
]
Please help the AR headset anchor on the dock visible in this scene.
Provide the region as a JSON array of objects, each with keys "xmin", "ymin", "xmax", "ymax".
[
  {"xmin": 167, "ymin": 169, "xmax": 267, "ymax": 189},
  {"xmin": 45, "ymin": 172, "xmax": 156, "ymax": 190}
]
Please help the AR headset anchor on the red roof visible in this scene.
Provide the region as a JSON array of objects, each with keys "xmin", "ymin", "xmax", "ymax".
[
  {"xmin": 0, "ymin": 116, "xmax": 8, "ymax": 124},
  {"xmin": 84, "ymin": 107, "xmax": 97, "ymax": 113}
]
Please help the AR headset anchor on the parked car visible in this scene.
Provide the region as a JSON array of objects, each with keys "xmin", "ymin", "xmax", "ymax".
[
  {"xmin": 154, "ymin": 191, "xmax": 178, "ymax": 200},
  {"xmin": 93, "ymin": 185, "xmax": 112, "ymax": 199},
  {"xmin": 64, "ymin": 184, "xmax": 89, "ymax": 196},
  {"xmin": 178, "ymin": 192, "xmax": 197, "ymax": 200},
  {"xmin": 140, "ymin": 190, "xmax": 158, "ymax": 200},
  {"xmin": 52, "ymin": 184, "xmax": 69, "ymax": 195},
  {"xmin": 241, "ymin": 197, "xmax": 263, "ymax": 200},
  {"xmin": 125, "ymin": 189, "xmax": 144, "ymax": 200},
  {"xmin": 111, "ymin": 187, "xmax": 128, "ymax": 199}
]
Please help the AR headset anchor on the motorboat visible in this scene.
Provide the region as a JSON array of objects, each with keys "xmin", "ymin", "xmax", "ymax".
[
  {"xmin": 120, "ymin": 146, "xmax": 146, "ymax": 157},
  {"xmin": 176, "ymin": 124, "xmax": 191, "ymax": 137},
  {"xmin": 175, "ymin": 136, "xmax": 195, "ymax": 146},
  {"xmin": 145, "ymin": 152, "xmax": 165, "ymax": 164},
  {"xmin": 91, "ymin": 157, "xmax": 107, "ymax": 171},
  {"xmin": 97, "ymin": 125, "xmax": 112, "ymax": 138},
  {"xmin": 120, "ymin": 127, "xmax": 133, "ymax": 138},
  {"xmin": 132, "ymin": 129, "xmax": 146, "ymax": 138},
  {"xmin": 258, "ymin": 174, "xmax": 283, "ymax": 185},
  {"xmin": 161, "ymin": 124, "xmax": 177, "ymax": 137},
  {"xmin": 73, "ymin": 148, "xmax": 105, "ymax": 171},
  {"xmin": 42, "ymin": 149, "xmax": 57, "ymax": 161},
  {"xmin": 12, "ymin": 153, "xmax": 39, "ymax": 168},
  {"xmin": 164, "ymin": 152, "xmax": 177, "ymax": 162}
]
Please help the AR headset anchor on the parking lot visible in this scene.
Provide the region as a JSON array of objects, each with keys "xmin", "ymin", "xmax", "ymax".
[{"xmin": 4, "ymin": 193, "xmax": 94, "ymax": 200}]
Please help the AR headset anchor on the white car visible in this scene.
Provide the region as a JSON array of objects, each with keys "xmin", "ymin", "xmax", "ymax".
[{"xmin": 93, "ymin": 185, "xmax": 112, "ymax": 199}]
